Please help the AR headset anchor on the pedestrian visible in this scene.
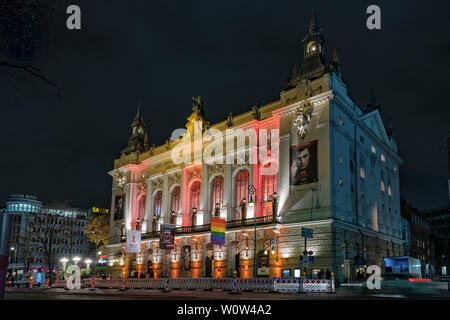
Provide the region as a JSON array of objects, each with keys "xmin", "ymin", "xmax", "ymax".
[
  {"xmin": 325, "ymin": 269, "xmax": 331, "ymax": 280},
  {"xmin": 150, "ymin": 269, "xmax": 154, "ymax": 278}
]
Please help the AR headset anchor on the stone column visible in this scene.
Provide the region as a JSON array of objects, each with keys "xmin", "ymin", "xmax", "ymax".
[
  {"xmin": 199, "ymin": 165, "xmax": 209, "ymax": 225},
  {"xmin": 224, "ymin": 164, "xmax": 233, "ymax": 220}
]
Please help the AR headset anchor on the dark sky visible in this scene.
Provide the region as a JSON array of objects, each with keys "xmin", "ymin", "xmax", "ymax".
[{"xmin": 0, "ymin": 0, "xmax": 449, "ymax": 210}]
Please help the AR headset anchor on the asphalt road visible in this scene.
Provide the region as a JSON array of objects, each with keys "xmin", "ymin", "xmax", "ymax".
[{"xmin": 3, "ymin": 283, "xmax": 450, "ymax": 300}]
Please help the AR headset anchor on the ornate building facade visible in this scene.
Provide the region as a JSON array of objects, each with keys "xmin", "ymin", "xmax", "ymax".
[{"xmin": 106, "ymin": 9, "xmax": 404, "ymax": 282}]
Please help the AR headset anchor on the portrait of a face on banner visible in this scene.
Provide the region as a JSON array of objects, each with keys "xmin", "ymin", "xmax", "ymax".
[
  {"xmin": 290, "ymin": 140, "xmax": 318, "ymax": 186},
  {"xmin": 114, "ymin": 194, "xmax": 125, "ymax": 220},
  {"xmin": 126, "ymin": 229, "xmax": 141, "ymax": 253},
  {"xmin": 160, "ymin": 224, "xmax": 175, "ymax": 249}
]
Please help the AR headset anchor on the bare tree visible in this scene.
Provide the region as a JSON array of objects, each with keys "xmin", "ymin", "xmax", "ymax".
[
  {"xmin": 0, "ymin": 0, "xmax": 61, "ymax": 95},
  {"xmin": 25, "ymin": 212, "xmax": 65, "ymax": 285}
]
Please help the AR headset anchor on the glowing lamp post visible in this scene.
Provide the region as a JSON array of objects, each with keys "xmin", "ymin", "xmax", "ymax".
[
  {"xmin": 60, "ymin": 257, "xmax": 68, "ymax": 272},
  {"xmin": 248, "ymin": 184, "xmax": 257, "ymax": 278},
  {"xmin": 85, "ymin": 259, "xmax": 92, "ymax": 270},
  {"xmin": 73, "ymin": 256, "xmax": 81, "ymax": 267}
]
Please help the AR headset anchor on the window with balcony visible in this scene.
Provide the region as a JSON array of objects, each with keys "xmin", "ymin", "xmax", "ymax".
[
  {"xmin": 235, "ymin": 169, "xmax": 249, "ymax": 208},
  {"xmin": 189, "ymin": 181, "xmax": 201, "ymax": 212},
  {"xmin": 171, "ymin": 186, "xmax": 180, "ymax": 214},
  {"xmin": 153, "ymin": 190, "xmax": 162, "ymax": 219},
  {"xmin": 211, "ymin": 175, "xmax": 224, "ymax": 212}
]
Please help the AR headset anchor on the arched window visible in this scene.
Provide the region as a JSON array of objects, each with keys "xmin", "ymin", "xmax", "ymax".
[
  {"xmin": 138, "ymin": 195, "xmax": 146, "ymax": 223},
  {"xmin": 235, "ymin": 169, "xmax": 249, "ymax": 208},
  {"xmin": 190, "ymin": 181, "xmax": 201, "ymax": 212},
  {"xmin": 261, "ymin": 163, "xmax": 277, "ymax": 216},
  {"xmin": 153, "ymin": 190, "xmax": 162, "ymax": 218},
  {"xmin": 171, "ymin": 186, "xmax": 180, "ymax": 214},
  {"xmin": 211, "ymin": 175, "xmax": 224, "ymax": 212}
]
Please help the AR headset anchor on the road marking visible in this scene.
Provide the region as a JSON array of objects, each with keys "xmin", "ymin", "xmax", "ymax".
[{"xmin": 370, "ymin": 294, "xmax": 407, "ymax": 299}]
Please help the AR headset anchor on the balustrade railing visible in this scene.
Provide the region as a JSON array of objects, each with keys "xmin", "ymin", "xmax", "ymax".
[{"xmin": 136, "ymin": 215, "xmax": 280, "ymax": 241}]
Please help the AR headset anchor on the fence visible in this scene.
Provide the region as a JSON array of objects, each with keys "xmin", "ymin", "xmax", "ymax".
[{"xmin": 60, "ymin": 277, "xmax": 335, "ymax": 293}]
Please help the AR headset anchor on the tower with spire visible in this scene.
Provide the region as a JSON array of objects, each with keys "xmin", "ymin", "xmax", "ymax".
[
  {"xmin": 121, "ymin": 101, "xmax": 149, "ymax": 155},
  {"xmin": 287, "ymin": 8, "xmax": 343, "ymax": 89}
]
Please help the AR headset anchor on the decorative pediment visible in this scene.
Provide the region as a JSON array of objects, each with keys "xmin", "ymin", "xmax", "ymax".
[
  {"xmin": 208, "ymin": 164, "xmax": 224, "ymax": 177},
  {"xmin": 360, "ymin": 110, "xmax": 390, "ymax": 147}
]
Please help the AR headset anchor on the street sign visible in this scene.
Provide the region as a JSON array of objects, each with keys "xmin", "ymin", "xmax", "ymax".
[{"xmin": 301, "ymin": 228, "xmax": 313, "ymax": 238}]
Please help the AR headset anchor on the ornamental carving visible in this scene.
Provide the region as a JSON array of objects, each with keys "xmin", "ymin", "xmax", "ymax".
[
  {"xmin": 114, "ymin": 173, "xmax": 127, "ymax": 190},
  {"xmin": 151, "ymin": 177, "xmax": 163, "ymax": 190},
  {"xmin": 293, "ymin": 101, "xmax": 313, "ymax": 139},
  {"xmin": 168, "ymin": 171, "xmax": 182, "ymax": 188},
  {"xmin": 188, "ymin": 166, "xmax": 202, "ymax": 182},
  {"xmin": 208, "ymin": 164, "xmax": 224, "ymax": 177}
]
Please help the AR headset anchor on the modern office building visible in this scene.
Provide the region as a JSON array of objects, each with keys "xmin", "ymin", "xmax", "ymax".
[{"xmin": 0, "ymin": 194, "xmax": 91, "ymax": 276}]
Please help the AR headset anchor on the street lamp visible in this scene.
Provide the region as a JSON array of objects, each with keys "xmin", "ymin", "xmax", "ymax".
[
  {"xmin": 73, "ymin": 256, "xmax": 81, "ymax": 266},
  {"xmin": 10, "ymin": 247, "xmax": 17, "ymax": 275},
  {"xmin": 248, "ymin": 184, "xmax": 257, "ymax": 278},
  {"xmin": 85, "ymin": 259, "xmax": 92, "ymax": 270}
]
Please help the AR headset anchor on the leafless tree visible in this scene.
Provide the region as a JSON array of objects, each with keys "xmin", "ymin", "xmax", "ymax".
[
  {"xmin": 0, "ymin": 0, "xmax": 61, "ymax": 95},
  {"xmin": 25, "ymin": 212, "xmax": 65, "ymax": 285}
]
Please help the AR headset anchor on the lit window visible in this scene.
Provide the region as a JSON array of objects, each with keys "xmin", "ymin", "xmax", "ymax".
[
  {"xmin": 360, "ymin": 166, "xmax": 366, "ymax": 179},
  {"xmin": 171, "ymin": 186, "xmax": 180, "ymax": 214},
  {"xmin": 261, "ymin": 163, "xmax": 277, "ymax": 216},
  {"xmin": 211, "ymin": 175, "xmax": 224, "ymax": 212},
  {"xmin": 381, "ymin": 180, "xmax": 385, "ymax": 192},
  {"xmin": 189, "ymin": 180, "xmax": 201, "ymax": 212},
  {"xmin": 338, "ymin": 117, "xmax": 344, "ymax": 125},
  {"xmin": 380, "ymin": 154, "xmax": 385, "ymax": 162},
  {"xmin": 153, "ymin": 190, "xmax": 162, "ymax": 218},
  {"xmin": 339, "ymin": 178, "xmax": 343, "ymax": 186},
  {"xmin": 339, "ymin": 157, "xmax": 343, "ymax": 165},
  {"xmin": 388, "ymin": 185, "xmax": 392, "ymax": 196},
  {"xmin": 371, "ymin": 145, "xmax": 376, "ymax": 154},
  {"xmin": 394, "ymin": 166, "xmax": 398, "ymax": 173},
  {"xmin": 235, "ymin": 169, "xmax": 249, "ymax": 208}
]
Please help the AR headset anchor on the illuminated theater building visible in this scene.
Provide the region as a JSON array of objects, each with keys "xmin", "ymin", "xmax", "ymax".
[{"xmin": 106, "ymin": 10, "xmax": 404, "ymax": 282}]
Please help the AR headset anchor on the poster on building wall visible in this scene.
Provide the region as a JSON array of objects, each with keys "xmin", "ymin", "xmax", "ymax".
[
  {"xmin": 289, "ymin": 140, "xmax": 318, "ymax": 186},
  {"xmin": 126, "ymin": 229, "xmax": 141, "ymax": 253},
  {"xmin": 160, "ymin": 224, "xmax": 175, "ymax": 249},
  {"xmin": 114, "ymin": 194, "xmax": 125, "ymax": 220}
]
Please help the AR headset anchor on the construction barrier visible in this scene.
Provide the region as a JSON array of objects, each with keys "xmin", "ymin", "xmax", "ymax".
[
  {"xmin": 273, "ymin": 279, "xmax": 300, "ymax": 292},
  {"xmin": 302, "ymin": 279, "xmax": 333, "ymax": 293},
  {"xmin": 40, "ymin": 277, "xmax": 335, "ymax": 293}
]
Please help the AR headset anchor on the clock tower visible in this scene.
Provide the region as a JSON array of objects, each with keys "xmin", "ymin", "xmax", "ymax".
[
  {"xmin": 121, "ymin": 101, "xmax": 149, "ymax": 155},
  {"xmin": 298, "ymin": 8, "xmax": 327, "ymax": 80}
]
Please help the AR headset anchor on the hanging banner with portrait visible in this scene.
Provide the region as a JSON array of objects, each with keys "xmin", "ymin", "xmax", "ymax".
[
  {"xmin": 160, "ymin": 224, "xmax": 175, "ymax": 249},
  {"xmin": 114, "ymin": 194, "xmax": 125, "ymax": 220},
  {"xmin": 289, "ymin": 140, "xmax": 318, "ymax": 186}
]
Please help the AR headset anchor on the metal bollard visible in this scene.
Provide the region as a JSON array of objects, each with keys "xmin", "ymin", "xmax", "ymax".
[
  {"xmin": 29, "ymin": 278, "xmax": 33, "ymax": 289},
  {"xmin": 89, "ymin": 277, "xmax": 96, "ymax": 290},
  {"xmin": 120, "ymin": 278, "xmax": 126, "ymax": 290}
]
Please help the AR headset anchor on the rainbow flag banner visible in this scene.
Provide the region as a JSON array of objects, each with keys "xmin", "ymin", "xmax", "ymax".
[{"xmin": 211, "ymin": 217, "xmax": 226, "ymax": 245}]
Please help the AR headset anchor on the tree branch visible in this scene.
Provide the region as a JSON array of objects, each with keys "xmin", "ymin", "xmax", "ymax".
[{"xmin": 0, "ymin": 60, "xmax": 61, "ymax": 96}]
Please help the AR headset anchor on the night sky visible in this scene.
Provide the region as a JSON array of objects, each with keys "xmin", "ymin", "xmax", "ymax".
[{"xmin": 0, "ymin": 0, "xmax": 449, "ymax": 210}]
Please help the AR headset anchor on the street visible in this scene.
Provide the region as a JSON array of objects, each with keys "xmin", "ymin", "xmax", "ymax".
[{"xmin": 4, "ymin": 281, "xmax": 450, "ymax": 300}]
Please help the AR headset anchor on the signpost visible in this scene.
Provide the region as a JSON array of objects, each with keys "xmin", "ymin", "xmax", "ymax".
[{"xmin": 300, "ymin": 228, "xmax": 314, "ymax": 277}]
